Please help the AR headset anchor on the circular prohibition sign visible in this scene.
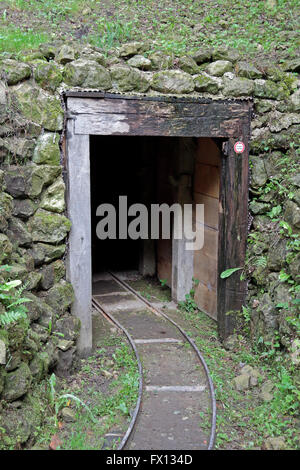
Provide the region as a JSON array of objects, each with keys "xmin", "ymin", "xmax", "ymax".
[{"xmin": 234, "ymin": 141, "xmax": 245, "ymax": 154}]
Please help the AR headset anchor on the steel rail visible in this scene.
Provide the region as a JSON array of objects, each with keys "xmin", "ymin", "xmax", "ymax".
[
  {"xmin": 108, "ymin": 271, "xmax": 217, "ymax": 450},
  {"xmin": 92, "ymin": 297, "xmax": 144, "ymax": 450}
]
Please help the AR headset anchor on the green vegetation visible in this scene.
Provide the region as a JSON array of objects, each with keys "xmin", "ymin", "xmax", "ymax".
[
  {"xmin": 0, "ymin": 265, "xmax": 31, "ymax": 327},
  {"xmin": 33, "ymin": 340, "xmax": 139, "ymax": 450},
  {"xmin": 164, "ymin": 304, "xmax": 299, "ymax": 449},
  {"xmin": 0, "ymin": 0, "xmax": 299, "ymax": 58}
]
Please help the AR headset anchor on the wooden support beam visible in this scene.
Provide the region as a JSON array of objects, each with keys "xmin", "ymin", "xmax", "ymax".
[{"xmin": 66, "ymin": 120, "xmax": 92, "ymax": 356}]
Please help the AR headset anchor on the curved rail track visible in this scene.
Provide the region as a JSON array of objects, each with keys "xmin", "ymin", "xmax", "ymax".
[{"xmin": 92, "ymin": 272, "xmax": 216, "ymax": 450}]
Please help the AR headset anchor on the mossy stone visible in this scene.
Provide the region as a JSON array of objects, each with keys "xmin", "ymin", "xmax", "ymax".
[
  {"xmin": 178, "ymin": 56, "xmax": 199, "ymax": 75},
  {"xmin": 26, "ymin": 164, "xmax": 61, "ymax": 198},
  {"xmin": 148, "ymin": 51, "xmax": 173, "ymax": 70},
  {"xmin": 64, "ymin": 59, "xmax": 112, "ymax": 89},
  {"xmin": 29, "ymin": 242, "xmax": 66, "ymax": 267},
  {"xmin": 43, "ymin": 281, "xmax": 74, "ymax": 316},
  {"xmin": 236, "ymin": 61, "xmax": 262, "ymax": 79},
  {"xmin": 33, "ymin": 132, "xmax": 60, "ymax": 165},
  {"xmin": 2, "ymin": 362, "xmax": 32, "ymax": 401},
  {"xmin": 0, "ymin": 233, "xmax": 12, "ymax": 263},
  {"xmin": 119, "ymin": 42, "xmax": 146, "ymax": 57},
  {"xmin": 194, "ymin": 73, "xmax": 219, "ymax": 94},
  {"xmin": 7, "ymin": 217, "xmax": 32, "ymax": 247},
  {"xmin": 40, "ymin": 176, "xmax": 65, "ymax": 213},
  {"xmin": 12, "ymin": 199, "xmax": 37, "ymax": 219},
  {"xmin": 127, "ymin": 55, "xmax": 151, "ymax": 70},
  {"xmin": 223, "ymin": 76, "xmax": 254, "ymax": 96},
  {"xmin": 110, "ymin": 64, "xmax": 150, "ymax": 92},
  {"xmin": 254, "ymin": 79, "xmax": 289, "ymax": 100},
  {"xmin": 13, "ymin": 81, "xmax": 63, "ymax": 131},
  {"xmin": 152, "ymin": 70, "xmax": 194, "ymax": 94},
  {"xmin": 0, "ymin": 59, "xmax": 31, "ymax": 85},
  {"xmin": 28, "ymin": 208, "xmax": 71, "ymax": 244},
  {"xmin": 206, "ymin": 60, "xmax": 233, "ymax": 77},
  {"xmin": 55, "ymin": 44, "xmax": 78, "ymax": 64},
  {"xmin": 34, "ymin": 62, "xmax": 63, "ymax": 91}
]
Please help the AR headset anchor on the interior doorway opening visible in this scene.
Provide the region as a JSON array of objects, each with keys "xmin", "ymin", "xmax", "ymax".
[{"xmin": 90, "ymin": 134, "xmax": 221, "ymax": 320}]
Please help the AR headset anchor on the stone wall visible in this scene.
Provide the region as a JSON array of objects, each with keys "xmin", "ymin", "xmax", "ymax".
[{"xmin": 0, "ymin": 41, "xmax": 299, "ymax": 446}]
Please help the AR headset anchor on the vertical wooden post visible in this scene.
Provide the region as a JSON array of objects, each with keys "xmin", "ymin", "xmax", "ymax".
[
  {"xmin": 66, "ymin": 119, "xmax": 92, "ymax": 356},
  {"xmin": 217, "ymin": 137, "xmax": 249, "ymax": 340}
]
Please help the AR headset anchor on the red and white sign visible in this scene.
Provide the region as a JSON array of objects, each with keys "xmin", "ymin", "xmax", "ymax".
[{"xmin": 234, "ymin": 141, "xmax": 245, "ymax": 154}]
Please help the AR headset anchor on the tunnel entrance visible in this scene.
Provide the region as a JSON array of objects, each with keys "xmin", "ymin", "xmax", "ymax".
[
  {"xmin": 65, "ymin": 93, "xmax": 251, "ymax": 354},
  {"xmin": 90, "ymin": 134, "xmax": 221, "ymax": 319}
]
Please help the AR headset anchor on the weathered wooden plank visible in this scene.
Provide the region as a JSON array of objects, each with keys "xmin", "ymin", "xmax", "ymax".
[
  {"xmin": 74, "ymin": 113, "xmax": 248, "ymax": 138},
  {"xmin": 217, "ymin": 138, "xmax": 249, "ymax": 339},
  {"xmin": 67, "ymin": 96, "xmax": 250, "ymax": 120},
  {"xmin": 65, "ymin": 122, "xmax": 92, "ymax": 356}
]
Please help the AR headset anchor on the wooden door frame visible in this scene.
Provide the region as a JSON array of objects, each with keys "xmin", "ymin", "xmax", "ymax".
[{"xmin": 64, "ymin": 92, "xmax": 251, "ymax": 354}]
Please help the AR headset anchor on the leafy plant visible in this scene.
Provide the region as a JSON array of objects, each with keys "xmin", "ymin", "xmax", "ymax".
[
  {"xmin": 220, "ymin": 267, "xmax": 243, "ymax": 279},
  {"xmin": 0, "ymin": 267, "xmax": 31, "ymax": 327},
  {"xmin": 48, "ymin": 373, "xmax": 97, "ymax": 426}
]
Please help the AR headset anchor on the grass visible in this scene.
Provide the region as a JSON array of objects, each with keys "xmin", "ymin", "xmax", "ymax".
[
  {"xmin": 0, "ymin": 26, "xmax": 49, "ymax": 53},
  {"xmin": 0, "ymin": 0, "xmax": 299, "ymax": 59},
  {"xmin": 32, "ymin": 339, "xmax": 139, "ymax": 450},
  {"xmin": 165, "ymin": 306, "xmax": 299, "ymax": 449}
]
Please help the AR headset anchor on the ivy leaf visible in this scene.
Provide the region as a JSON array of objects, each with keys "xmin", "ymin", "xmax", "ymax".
[{"xmin": 220, "ymin": 267, "xmax": 243, "ymax": 279}]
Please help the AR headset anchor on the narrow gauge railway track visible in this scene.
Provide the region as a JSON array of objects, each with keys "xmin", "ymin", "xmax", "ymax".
[{"xmin": 92, "ymin": 272, "xmax": 216, "ymax": 450}]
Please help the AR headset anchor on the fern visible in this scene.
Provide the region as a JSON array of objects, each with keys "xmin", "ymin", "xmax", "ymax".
[{"xmin": 0, "ymin": 267, "xmax": 31, "ymax": 327}]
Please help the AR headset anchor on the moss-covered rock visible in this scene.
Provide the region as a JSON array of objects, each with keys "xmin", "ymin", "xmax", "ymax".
[
  {"xmin": 55, "ymin": 44, "xmax": 79, "ymax": 64},
  {"xmin": 254, "ymin": 79, "xmax": 289, "ymax": 100},
  {"xmin": 178, "ymin": 56, "xmax": 199, "ymax": 75},
  {"xmin": 250, "ymin": 156, "xmax": 268, "ymax": 188},
  {"xmin": 26, "ymin": 164, "xmax": 61, "ymax": 198},
  {"xmin": 110, "ymin": 64, "xmax": 150, "ymax": 92},
  {"xmin": 13, "ymin": 81, "xmax": 63, "ymax": 131},
  {"xmin": 206, "ymin": 60, "xmax": 233, "ymax": 77},
  {"xmin": 236, "ymin": 61, "xmax": 262, "ymax": 79},
  {"xmin": 212, "ymin": 46, "xmax": 240, "ymax": 63},
  {"xmin": 7, "ymin": 217, "xmax": 32, "ymax": 247},
  {"xmin": 0, "ymin": 191, "xmax": 12, "ymax": 231},
  {"xmin": 192, "ymin": 48, "xmax": 213, "ymax": 64},
  {"xmin": 33, "ymin": 62, "xmax": 63, "ymax": 91},
  {"xmin": 119, "ymin": 42, "xmax": 146, "ymax": 57},
  {"xmin": 33, "ymin": 132, "xmax": 60, "ymax": 165},
  {"xmin": 29, "ymin": 242, "xmax": 66, "ymax": 267},
  {"xmin": 2, "ymin": 362, "xmax": 32, "ymax": 401},
  {"xmin": 127, "ymin": 55, "xmax": 151, "ymax": 70},
  {"xmin": 28, "ymin": 208, "xmax": 71, "ymax": 244},
  {"xmin": 43, "ymin": 281, "xmax": 74, "ymax": 317},
  {"xmin": 0, "ymin": 135, "xmax": 35, "ymax": 161},
  {"xmin": 148, "ymin": 51, "xmax": 173, "ymax": 70},
  {"xmin": 152, "ymin": 70, "xmax": 194, "ymax": 94},
  {"xmin": 12, "ymin": 199, "xmax": 37, "ymax": 219},
  {"xmin": 40, "ymin": 260, "xmax": 65, "ymax": 290},
  {"xmin": 0, "ymin": 233, "xmax": 12, "ymax": 263},
  {"xmin": 54, "ymin": 315, "xmax": 80, "ymax": 341},
  {"xmin": 29, "ymin": 351, "xmax": 49, "ymax": 381},
  {"xmin": 289, "ymin": 89, "xmax": 300, "ymax": 112},
  {"xmin": 0, "ymin": 80, "xmax": 8, "ymax": 123},
  {"xmin": 40, "ymin": 176, "xmax": 65, "ymax": 213},
  {"xmin": 223, "ymin": 76, "xmax": 254, "ymax": 96},
  {"xmin": 0, "ymin": 59, "xmax": 31, "ymax": 85},
  {"xmin": 284, "ymin": 200, "xmax": 300, "ymax": 230},
  {"xmin": 0, "ymin": 391, "xmax": 43, "ymax": 446},
  {"xmin": 64, "ymin": 59, "xmax": 112, "ymax": 89},
  {"xmin": 193, "ymin": 73, "xmax": 220, "ymax": 94}
]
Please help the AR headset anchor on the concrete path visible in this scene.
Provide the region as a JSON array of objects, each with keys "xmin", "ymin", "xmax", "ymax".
[{"xmin": 93, "ymin": 277, "xmax": 211, "ymax": 450}]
